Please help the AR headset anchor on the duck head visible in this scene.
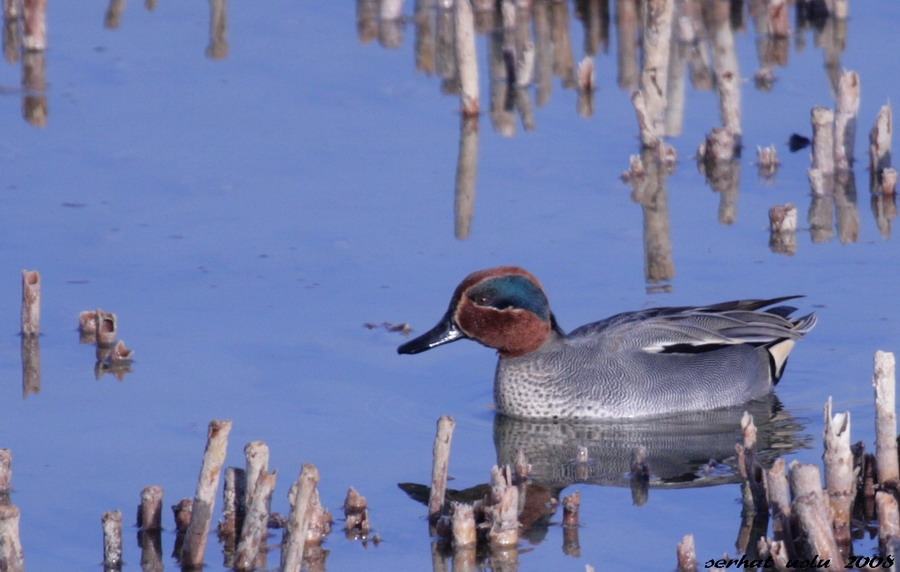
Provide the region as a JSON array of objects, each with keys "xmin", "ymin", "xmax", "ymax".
[{"xmin": 397, "ymin": 266, "xmax": 561, "ymax": 358}]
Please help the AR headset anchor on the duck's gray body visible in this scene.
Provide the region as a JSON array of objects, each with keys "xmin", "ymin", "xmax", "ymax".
[
  {"xmin": 495, "ymin": 300, "xmax": 816, "ymax": 419},
  {"xmin": 397, "ymin": 266, "xmax": 816, "ymax": 420}
]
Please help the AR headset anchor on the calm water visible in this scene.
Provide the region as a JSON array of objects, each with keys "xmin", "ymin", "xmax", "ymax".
[{"xmin": 1, "ymin": 1, "xmax": 898, "ymax": 570}]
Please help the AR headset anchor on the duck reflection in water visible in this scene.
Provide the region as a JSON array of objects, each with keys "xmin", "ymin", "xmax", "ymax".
[{"xmin": 399, "ymin": 395, "xmax": 807, "ymax": 545}]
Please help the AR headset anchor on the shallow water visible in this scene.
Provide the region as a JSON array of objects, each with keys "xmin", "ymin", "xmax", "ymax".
[{"xmin": 1, "ymin": 1, "xmax": 898, "ymax": 570}]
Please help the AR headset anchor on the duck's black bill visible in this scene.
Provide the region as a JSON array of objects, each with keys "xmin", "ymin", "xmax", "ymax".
[{"xmin": 397, "ymin": 313, "xmax": 466, "ymax": 354}]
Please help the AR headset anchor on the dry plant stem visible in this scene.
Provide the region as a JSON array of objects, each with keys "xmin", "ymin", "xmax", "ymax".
[
  {"xmin": 0, "ymin": 505, "xmax": 25, "ymax": 572},
  {"xmin": 873, "ymin": 351, "xmax": 899, "ymax": 484},
  {"xmin": 78, "ymin": 310, "xmax": 98, "ymax": 343},
  {"xmin": 822, "ymin": 397, "xmax": 853, "ymax": 554},
  {"xmin": 343, "ymin": 487, "xmax": 370, "ymax": 536},
  {"xmin": 455, "ymin": 0, "xmax": 479, "ymax": 117},
  {"xmin": 676, "ymin": 533, "xmax": 697, "ymax": 572},
  {"xmin": 451, "ymin": 503, "xmax": 476, "ymax": 548},
  {"xmin": 487, "ymin": 465, "xmax": 519, "ymax": 547},
  {"xmin": 172, "ymin": 499, "xmax": 192, "ymax": 533},
  {"xmin": 102, "ymin": 509, "xmax": 123, "ymax": 570},
  {"xmin": 428, "ymin": 415, "xmax": 456, "ymax": 526},
  {"xmin": 834, "ymin": 70, "xmax": 860, "ymax": 171},
  {"xmin": 876, "ymin": 491, "xmax": 900, "ymax": 553},
  {"xmin": 304, "ymin": 487, "xmax": 332, "ymax": 544},
  {"xmin": 243, "ymin": 441, "xmax": 269, "ymax": 513},
  {"xmin": 234, "ymin": 470, "xmax": 277, "ymax": 571},
  {"xmin": 868, "ymin": 104, "xmax": 893, "ymax": 181},
  {"xmin": 709, "ymin": 2, "xmax": 740, "ymax": 137},
  {"xmin": 789, "ymin": 462, "xmax": 844, "ymax": 567},
  {"xmin": 758, "ymin": 537, "xmax": 791, "ymax": 571},
  {"xmin": 95, "ymin": 309, "xmax": 118, "ymax": 346},
  {"xmin": 138, "ymin": 486, "xmax": 163, "ymax": 531},
  {"xmin": 0, "ymin": 449, "xmax": 11, "ymax": 493},
  {"xmin": 20, "ymin": 270, "xmax": 40, "ymax": 336},
  {"xmin": 21, "ymin": 0, "xmax": 44, "ymax": 51},
  {"xmin": 181, "ymin": 419, "xmax": 232, "ymax": 568},
  {"xmin": 812, "ymin": 106, "xmax": 835, "ymax": 175},
  {"xmin": 281, "ymin": 463, "xmax": 319, "ymax": 572}
]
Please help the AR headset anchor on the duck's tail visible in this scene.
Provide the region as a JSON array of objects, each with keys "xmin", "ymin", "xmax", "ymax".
[{"xmin": 767, "ymin": 311, "xmax": 817, "ymax": 384}]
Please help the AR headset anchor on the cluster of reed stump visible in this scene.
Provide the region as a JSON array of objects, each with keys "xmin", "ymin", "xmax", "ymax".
[{"xmin": 678, "ymin": 350, "xmax": 900, "ymax": 571}]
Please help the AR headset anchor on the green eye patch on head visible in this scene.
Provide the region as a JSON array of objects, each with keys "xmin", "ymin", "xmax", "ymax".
[{"xmin": 467, "ymin": 275, "xmax": 550, "ymax": 320}]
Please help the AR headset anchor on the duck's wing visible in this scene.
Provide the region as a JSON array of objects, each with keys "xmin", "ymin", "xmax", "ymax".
[{"xmin": 568, "ymin": 297, "xmax": 817, "ymax": 354}]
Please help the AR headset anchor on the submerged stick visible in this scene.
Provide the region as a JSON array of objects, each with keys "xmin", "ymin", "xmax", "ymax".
[
  {"xmin": 102, "ymin": 510, "xmax": 123, "ymax": 570},
  {"xmin": 428, "ymin": 415, "xmax": 456, "ymax": 526},
  {"xmin": 181, "ymin": 419, "xmax": 232, "ymax": 568},
  {"xmin": 20, "ymin": 270, "xmax": 40, "ymax": 336},
  {"xmin": 281, "ymin": 463, "xmax": 319, "ymax": 572},
  {"xmin": 873, "ymin": 351, "xmax": 899, "ymax": 484},
  {"xmin": 0, "ymin": 505, "xmax": 25, "ymax": 572}
]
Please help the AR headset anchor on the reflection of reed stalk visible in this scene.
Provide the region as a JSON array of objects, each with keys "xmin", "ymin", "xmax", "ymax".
[{"xmin": 455, "ymin": 0, "xmax": 479, "ymax": 118}]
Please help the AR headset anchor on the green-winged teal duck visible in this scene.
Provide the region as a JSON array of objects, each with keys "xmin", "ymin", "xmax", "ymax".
[{"xmin": 398, "ymin": 266, "xmax": 816, "ymax": 419}]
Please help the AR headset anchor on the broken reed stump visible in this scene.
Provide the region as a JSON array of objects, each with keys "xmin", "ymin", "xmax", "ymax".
[
  {"xmin": 768, "ymin": 203, "xmax": 797, "ymax": 255},
  {"xmin": 868, "ymin": 103, "xmax": 892, "ymax": 192},
  {"xmin": 676, "ymin": 533, "xmax": 697, "ymax": 572},
  {"xmin": 428, "ymin": 415, "xmax": 456, "ymax": 528},
  {"xmin": 455, "ymin": 0, "xmax": 479, "ymax": 118},
  {"xmin": 181, "ymin": 419, "xmax": 232, "ymax": 568},
  {"xmin": 137, "ymin": 485, "xmax": 163, "ymax": 531},
  {"xmin": 281, "ymin": 463, "xmax": 319, "ymax": 572},
  {"xmin": 487, "ymin": 465, "xmax": 519, "ymax": 548},
  {"xmin": 0, "ymin": 449, "xmax": 11, "ymax": 498},
  {"xmin": 234, "ymin": 470, "xmax": 277, "ymax": 571},
  {"xmin": 764, "ymin": 459, "xmax": 793, "ymax": 552},
  {"xmin": 736, "ymin": 412, "xmax": 768, "ymax": 513},
  {"xmin": 822, "ymin": 397, "xmax": 853, "ymax": 555},
  {"xmin": 219, "ymin": 466, "xmax": 246, "ymax": 551},
  {"xmin": 343, "ymin": 487, "xmax": 371, "ymax": 539},
  {"xmin": 450, "ymin": 502, "xmax": 476, "ymax": 548},
  {"xmin": 873, "ymin": 350, "xmax": 899, "ymax": 485},
  {"xmin": 0, "ymin": 505, "xmax": 25, "ymax": 572},
  {"xmin": 789, "ymin": 462, "xmax": 845, "ymax": 567},
  {"xmin": 101, "ymin": 509, "xmax": 123, "ymax": 571},
  {"xmin": 20, "ymin": 270, "xmax": 40, "ymax": 336},
  {"xmin": 875, "ymin": 491, "xmax": 900, "ymax": 555}
]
